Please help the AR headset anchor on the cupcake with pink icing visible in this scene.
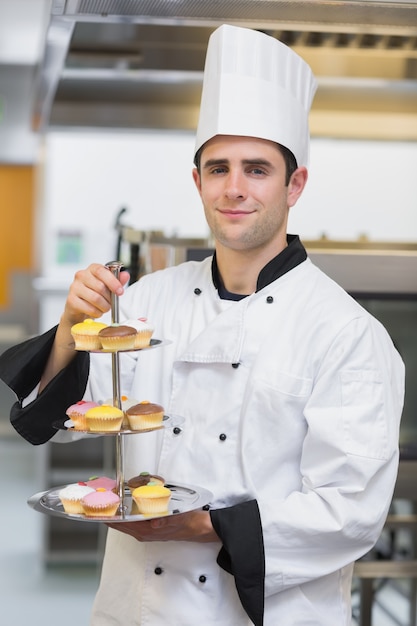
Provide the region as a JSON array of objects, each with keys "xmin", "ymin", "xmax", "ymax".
[
  {"xmin": 85, "ymin": 476, "xmax": 117, "ymax": 491},
  {"xmin": 81, "ymin": 489, "xmax": 120, "ymax": 517},
  {"xmin": 66, "ymin": 400, "xmax": 99, "ymax": 430}
]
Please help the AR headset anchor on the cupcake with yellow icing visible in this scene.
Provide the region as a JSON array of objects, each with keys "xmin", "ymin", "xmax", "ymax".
[
  {"xmin": 85, "ymin": 404, "xmax": 124, "ymax": 432},
  {"xmin": 71, "ymin": 318, "xmax": 108, "ymax": 351},
  {"xmin": 102, "ymin": 396, "xmax": 139, "ymax": 429},
  {"xmin": 132, "ymin": 484, "xmax": 171, "ymax": 516}
]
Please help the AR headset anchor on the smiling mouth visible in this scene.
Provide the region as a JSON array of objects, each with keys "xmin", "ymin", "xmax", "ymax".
[{"xmin": 219, "ymin": 208, "xmax": 254, "ymax": 216}]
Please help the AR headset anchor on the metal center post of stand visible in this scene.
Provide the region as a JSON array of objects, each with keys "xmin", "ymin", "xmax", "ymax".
[{"xmin": 106, "ymin": 261, "xmax": 126, "ymax": 515}]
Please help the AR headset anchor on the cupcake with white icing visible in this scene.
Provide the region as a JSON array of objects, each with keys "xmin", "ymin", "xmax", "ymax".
[
  {"xmin": 59, "ymin": 483, "xmax": 95, "ymax": 514},
  {"xmin": 122, "ymin": 317, "xmax": 154, "ymax": 349}
]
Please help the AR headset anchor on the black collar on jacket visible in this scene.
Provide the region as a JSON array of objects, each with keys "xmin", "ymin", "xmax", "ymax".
[{"xmin": 211, "ymin": 234, "xmax": 307, "ymax": 301}]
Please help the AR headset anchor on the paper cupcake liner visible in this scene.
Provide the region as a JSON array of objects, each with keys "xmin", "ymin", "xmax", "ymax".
[
  {"xmin": 133, "ymin": 331, "xmax": 153, "ymax": 349},
  {"xmin": 72, "ymin": 334, "xmax": 102, "ymax": 350},
  {"xmin": 132, "ymin": 495, "xmax": 171, "ymax": 515},
  {"xmin": 60, "ymin": 499, "xmax": 85, "ymax": 515},
  {"xmin": 127, "ymin": 413, "xmax": 164, "ymax": 431},
  {"xmin": 68, "ymin": 414, "xmax": 88, "ymax": 430},
  {"xmin": 99, "ymin": 336, "xmax": 136, "ymax": 351},
  {"xmin": 85, "ymin": 416, "xmax": 124, "ymax": 432},
  {"xmin": 82, "ymin": 503, "xmax": 120, "ymax": 517}
]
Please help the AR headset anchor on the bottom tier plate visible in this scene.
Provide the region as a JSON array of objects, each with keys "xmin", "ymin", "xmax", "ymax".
[{"xmin": 28, "ymin": 483, "xmax": 213, "ymax": 523}]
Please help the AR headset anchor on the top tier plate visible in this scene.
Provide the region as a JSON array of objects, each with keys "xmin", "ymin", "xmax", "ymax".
[{"xmin": 75, "ymin": 338, "xmax": 164, "ymax": 353}]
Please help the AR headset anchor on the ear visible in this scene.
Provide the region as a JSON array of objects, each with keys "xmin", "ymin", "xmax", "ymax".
[
  {"xmin": 192, "ymin": 167, "xmax": 202, "ymax": 196},
  {"xmin": 287, "ymin": 166, "xmax": 308, "ymax": 208}
]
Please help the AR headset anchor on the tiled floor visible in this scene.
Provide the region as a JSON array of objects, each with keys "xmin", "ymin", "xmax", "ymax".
[
  {"xmin": 0, "ymin": 422, "xmax": 414, "ymax": 626},
  {"xmin": 1, "ymin": 426, "xmax": 100, "ymax": 626}
]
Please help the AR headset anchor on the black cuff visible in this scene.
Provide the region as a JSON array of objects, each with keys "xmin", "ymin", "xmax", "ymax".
[
  {"xmin": 0, "ymin": 327, "xmax": 89, "ymax": 445},
  {"xmin": 0, "ymin": 326, "xmax": 59, "ymax": 398},
  {"xmin": 210, "ymin": 500, "xmax": 265, "ymax": 626}
]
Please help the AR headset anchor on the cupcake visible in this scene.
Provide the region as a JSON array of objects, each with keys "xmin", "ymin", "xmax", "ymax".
[
  {"xmin": 81, "ymin": 488, "xmax": 120, "ymax": 517},
  {"xmin": 85, "ymin": 405, "xmax": 124, "ymax": 432},
  {"xmin": 71, "ymin": 318, "xmax": 108, "ymax": 351},
  {"xmin": 122, "ymin": 317, "xmax": 154, "ymax": 349},
  {"xmin": 98, "ymin": 324, "xmax": 137, "ymax": 351},
  {"xmin": 59, "ymin": 483, "xmax": 95, "ymax": 514},
  {"xmin": 66, "ymin": 400, "xmax": 99, "ymax": 431},
  {"xmin": 102, "ymin": 395, "xmax": 139, "ymax": 430},
  {"xmin": 85, "ymin": 476, "xmax": 117, "ymax": 491},
  {"xmin": 126, "ymin": 401, "xmax": 164, "ymax": 431},
  {"xmin": 131, "ymin": 484, "xmax": 171, "ymax": 516},
  {"xmin": 127, "ymin": 472, "xmax": 165, "ymax": 490}
]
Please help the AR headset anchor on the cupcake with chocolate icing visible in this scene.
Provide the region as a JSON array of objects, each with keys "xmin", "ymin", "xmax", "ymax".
[
  {"xmin": 126, "ymin": 401, "xmax": 164, "ymax": 431},
  {"xmin": 98, "ymin": 324, "xmax": 137, "ymax": 351},
  {"xmin": 127, "ymin": 471, "xmax": 165, "ymax": 490}
]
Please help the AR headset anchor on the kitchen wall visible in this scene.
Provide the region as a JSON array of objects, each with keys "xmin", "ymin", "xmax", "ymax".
[
  {"xmin": 36, "ymin": 129, "xmax": 417, "ymax": 293},
  {"xmin": 291, "ymin": 138, "xmax": 417, "ymax": 242},
  {"xmin": 38, "ymin": 130, "xmax": 206, "ymax": 283}
]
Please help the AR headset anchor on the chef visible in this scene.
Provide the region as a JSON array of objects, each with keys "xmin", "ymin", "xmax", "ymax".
[{"xmin": 0, "ymin": 25, "xmax": 405, "ymax": 626}]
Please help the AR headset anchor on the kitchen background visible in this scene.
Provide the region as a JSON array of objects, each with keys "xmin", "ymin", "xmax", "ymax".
[{"xmin": 1, "ymin": 1, "xmax": 417, "ymax": 625}]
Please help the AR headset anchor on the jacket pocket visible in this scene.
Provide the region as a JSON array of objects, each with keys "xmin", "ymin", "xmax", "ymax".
[{"xmin": 242, "ymin": 371, "xmax": 312, "ymax": 463}]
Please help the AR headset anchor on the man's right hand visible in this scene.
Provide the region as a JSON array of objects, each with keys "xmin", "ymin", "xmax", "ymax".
[
  {"xmin": 63, "ymin": 263, "xmax": 130, "ymax": 326},
  {"xmin": 39, "ymin": 263, "xmax": 130, "ymax": 393}
]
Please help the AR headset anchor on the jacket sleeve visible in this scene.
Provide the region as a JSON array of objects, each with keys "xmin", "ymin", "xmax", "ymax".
[
  {"xmin": 210, "ymin": 500, "xmax": 265, "ymax": 626},
  {"xmin": 0, "ymin": 327, "xmax": 89, "ymax": 445}
]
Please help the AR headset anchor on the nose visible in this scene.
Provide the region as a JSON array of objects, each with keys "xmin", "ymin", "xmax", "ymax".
[{"xmin": 224, "ymin": 169, "xmax": 247, "ymax": 200}]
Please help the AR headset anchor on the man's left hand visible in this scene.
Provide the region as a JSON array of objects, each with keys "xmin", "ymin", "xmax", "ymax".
[{"xmin": 107, "ymin": 509, "xmax": 219, "ymax": 543}]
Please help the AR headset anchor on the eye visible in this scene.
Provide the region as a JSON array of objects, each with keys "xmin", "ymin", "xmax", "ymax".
[
  {"xmin": 248, "ymin": 167, "xmax": 267, "ymax": 176},
  {"xmin": 209, "ymin": 166, "xmax": 228, "ymax": 175}
]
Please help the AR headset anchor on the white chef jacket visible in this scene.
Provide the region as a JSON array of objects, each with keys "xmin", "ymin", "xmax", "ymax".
[{"xmin": 77, "ymin": 254, "xmax": 404, "ymax": 626}]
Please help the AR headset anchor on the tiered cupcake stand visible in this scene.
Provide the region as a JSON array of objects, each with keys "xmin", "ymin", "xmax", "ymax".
[{"xmin": 28, "ymin": 261, "xmax": 212, "ymax": 522}]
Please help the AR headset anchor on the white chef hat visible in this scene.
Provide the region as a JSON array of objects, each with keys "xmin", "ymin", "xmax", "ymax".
[{"xmin": 194, "ymin": 24, "xmax": 317, "ymax": 167}]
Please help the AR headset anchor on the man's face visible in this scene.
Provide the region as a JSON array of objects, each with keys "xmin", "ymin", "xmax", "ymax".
[{"xmin": 192, "ymin": 135, "xmax": 306, "ymax": 256}]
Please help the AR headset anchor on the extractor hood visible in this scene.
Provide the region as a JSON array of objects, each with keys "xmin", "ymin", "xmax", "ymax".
[{"xmin": 34, "ymin": 0, "xmax": 417, "ymax": 140}]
